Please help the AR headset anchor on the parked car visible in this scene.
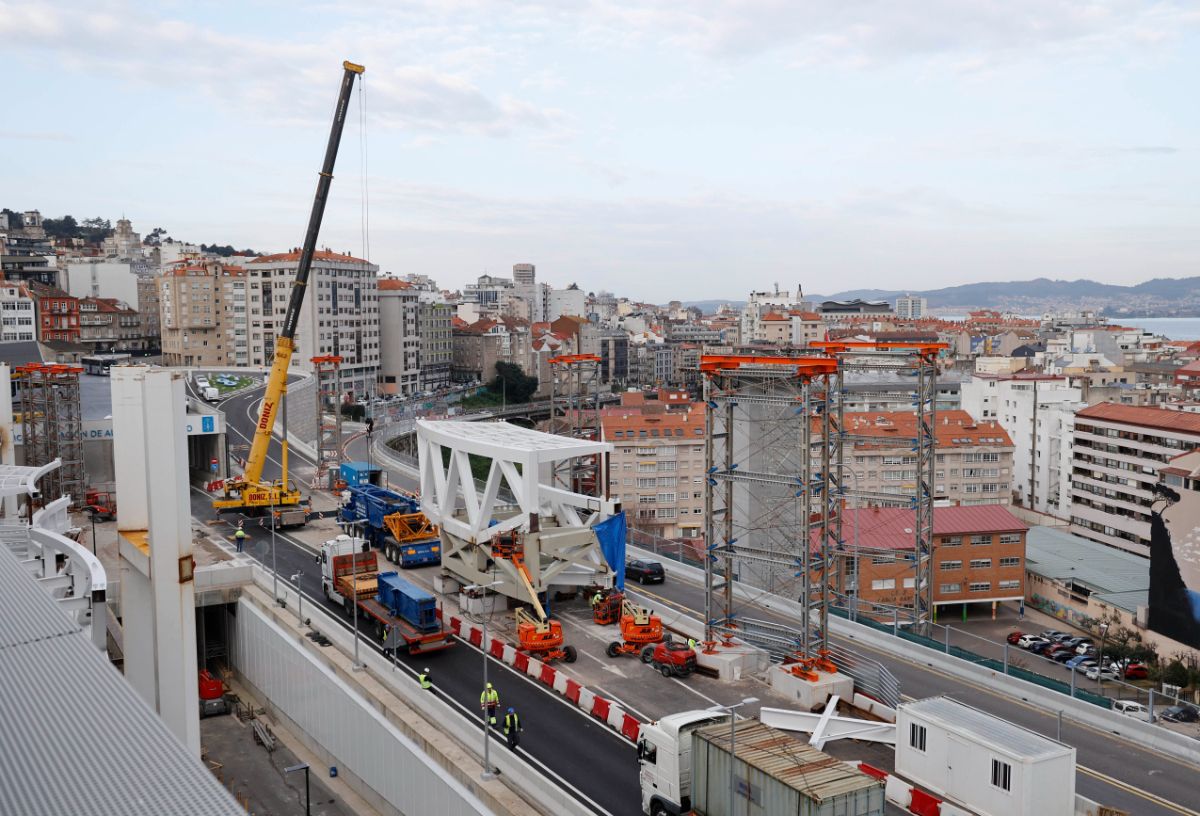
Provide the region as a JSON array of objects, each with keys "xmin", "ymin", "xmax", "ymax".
[
  {"xmin": 1075, "ymin": 643, "xmax": 1097, "ymax": 656},
  {"xmin": 1040, "ymin": 630, "xmax": 1069, "ymax": 641},
  {"xmin": 625, "ymin": 559, "xmax": 666, "ymax": 584},
  {"xmin": 1065, "ymin": 655, "xmax": 1096, "ymax": 670},
  {"xmin": 1112, "ymin": 700, "xmax": 1155, "ymax": 722},
  {"xmin": 1086, "ymin": 665, "xmax": 1119, "ymax": 681},
  {"xmin": 1029, "ymin": 640, "xmax": 1058, "ymax": 655},
  {"xmin": 1064, "ymin": 636, "xmax": 1093, "ymax": 650},
  {"xmin": 1018, "ymin": 634, "xmax": 1050, "ymax": 649},
  {"xmin": 1123, "ymin": 663, "xmax": 1149, "ymax": 680},
  {"xmin": 1051, "ymin": 649, "xmax": 1078, "ymax": 663},
  {"xmin": 1161, "ymin": 704, "xmax": 1200, "ymax": 723},
  {"xmin": 1006, "ymin": 630, "xmax": 1025, "ymax": 645}
]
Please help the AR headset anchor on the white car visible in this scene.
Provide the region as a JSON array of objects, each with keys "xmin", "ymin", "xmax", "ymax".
[
  {"xmin": 1085, "ymin": 665, "xmax": 1118, "ymax": 681},
  {"xmin": 1018, "ymin": 635, "xmax": 1050, "ymax": 649},
  {"xmin": 1112, "ymin": 700, "xmax": 1154, "ymax": 722}
]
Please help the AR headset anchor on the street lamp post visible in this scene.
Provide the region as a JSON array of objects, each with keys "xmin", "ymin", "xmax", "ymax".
[
  {"xmin": 709, "ymin": 697, "xmax": 758, "ymax": 816},
  {"xmin": 1098, "ymin": 622, "xmax": 1110, "ymax": 687},
  {"xmin": 90, "ymin": 512, "xmax": 97, "ymax": 557},
  {"xmin": 284, "ymin": 763, "xmax": 311, "ymax": 816},
  {"xmin": 292, "ymin": 572, "xmax": 303, "ymax": 626},
  {"xmin": 465, "ymin": 580, "xmax": 503, "ymax": 781}
]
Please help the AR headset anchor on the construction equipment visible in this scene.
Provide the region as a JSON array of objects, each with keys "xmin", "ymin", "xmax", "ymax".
[
  {"xmin": 648, "ymin": 640, "xmax": 696, "ymax": 678},
  {"xmin": 592, "ymin": 588, "xmax": 624, "ymax": 625},
  {"xmin": 340, "ymin": 484, "xmax": 440, "ymax": 567},
  {"xmin": 494, "ymin": 531, "xmax": 577, "ymax": 664},
  {"xmin": 84, "ymin": 490, "xmax": 116, "ymax": 522},
  {"xmin": 605, "ymin": 599, "xmax": 664, "ymax": 660},
  {"xmin": 213, "ymin": 60, "xmax": 365, "ymax": 523}
]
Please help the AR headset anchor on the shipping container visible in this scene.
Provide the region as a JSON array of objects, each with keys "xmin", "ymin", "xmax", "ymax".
[
  {"xmin": 691, "ymin": 720, "xmax": 884, "ymax": 816},
  {"xmin": 376, "ymin": 571, "xmax": 439, "ymax": 633},
  {"xmin": 341, "ymin": 461, "xmax": 382, "ymax": 487}
]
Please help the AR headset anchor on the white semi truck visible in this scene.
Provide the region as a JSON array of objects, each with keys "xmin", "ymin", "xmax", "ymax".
[{"xmin": 637, "ymin": 710, "xmax": 731, "ymax": 816}]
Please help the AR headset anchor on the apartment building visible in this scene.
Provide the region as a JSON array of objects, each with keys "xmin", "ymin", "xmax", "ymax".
[
  {"xmin": 601, "ymin": 393, "xmax": 706, "ymax": 540},
  {"xmin": 378, "ymin": 279, "xmax": 421, "ymax": 396},
  {"xmin": 417, "ymin": 294, "xmax": 453, "ymax": 391},
  {"xmin": 246, "ymin": 249, "xmax": 379, "ymax": 398},
  {"xmin": 840, "ymin": 410, "xmax": 1015, "ymax": 506},
  {"xmin": 78, "ymin": 297, "xmax": 141, "ymax": 351},
  {"xmin": 136, "ymin": 276, "xmax": 161, "ymax": 352},
  {"xmin": 961, "ymin": 373, "xmax": 1086, "ymax": 517},
  {"xmin": 158, "ymin": 260, "xmax": 248, "ymax": 366},
  {"xmin": 895, "ymin": 294, "xmax": 927, "ymax": 319},
  {"xmin": 25, "ymin": 282, "xmax": 80, "ymax": 343},
  {"xmin": 0, "ymin": 282, "xmax": 37, "ymax": 343},
  {"xmin": 1070, "ymin": 403, "xmax": 1200, "ymax": 556},
  {"xmin": 833, "ymin": 505, "xmax": 1027, "ymax": 613}
]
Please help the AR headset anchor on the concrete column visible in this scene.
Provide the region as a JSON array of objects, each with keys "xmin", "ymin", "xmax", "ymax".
[{"xmin": 0, "ymin": 363, "xmax": 15, "ymax": 518}]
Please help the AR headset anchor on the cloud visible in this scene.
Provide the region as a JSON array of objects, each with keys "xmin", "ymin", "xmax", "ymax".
[
  {"xmin": 1121, "ymin": 146, "xmax": 1180, "ymax": 155},
  {"xmin": 0, "ymin": 1, "xmax": 563, "ymax": 136},
  {"xmin": 0, "ymin": 130, "xmax": 74, "ymax": 142}
]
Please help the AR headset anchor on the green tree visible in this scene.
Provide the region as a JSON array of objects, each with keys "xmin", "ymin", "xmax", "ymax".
[
  {"xmin": 80, "ymin": 217, "xmax": 112, "ymax": 242},
  {"xmin": 1163, "ymin": 660, "xmax": 1189, "ymax": 688},
  {"xmin": 42, "ymin": 214, "xmax": 80, "ymax": 239},
  {"xmin": 490, "ymin": 361, "xmax": 538, "ymax": 404}
]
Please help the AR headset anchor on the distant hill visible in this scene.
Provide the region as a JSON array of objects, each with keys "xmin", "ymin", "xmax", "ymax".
[{"xmin": 683, "ymin": 276, "xmax": 1200, "ymax": 315}]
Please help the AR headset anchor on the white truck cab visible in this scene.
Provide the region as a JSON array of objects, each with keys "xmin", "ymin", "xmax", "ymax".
[{"xmin": 637, "ymin": 710, "xmax": 731, "ymax": 816}]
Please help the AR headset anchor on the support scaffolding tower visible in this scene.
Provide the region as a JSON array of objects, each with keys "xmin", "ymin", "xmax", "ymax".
[
  {"xmin": 15, "ymin": 364, "xmax": 84, "ymax": 507},
  {"xmin": 548, "ymin": 354, "xmax": 601, "ymax": 499},
  {"xmin": 311, "ymin": 355, "xmax": 344, "ymax": 490},
  {"xmin": 810, "ymin": 341, "xmax": 945, "ymax": 629},
  {"xmin": 701, "ymin": 353, "xmax": 840, "ymax": 661}
]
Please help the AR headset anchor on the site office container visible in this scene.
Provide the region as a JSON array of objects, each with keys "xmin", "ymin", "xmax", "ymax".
[
  {"xmin": 691, "ymin": 720, "xmax": 885, "ymax": 816},
  {"xmin": 376, "ymin": 571, "xmax": 438, "ymax": 633}
]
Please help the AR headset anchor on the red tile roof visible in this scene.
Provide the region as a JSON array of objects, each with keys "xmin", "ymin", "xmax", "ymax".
[
  {"xmin": 251, "ymin": 249, "xmax": 371, "ymax": 265},
  {"xmin": 378, "ymin": 278, "xmax": 413, "ymax": 291},
  {"xmin": 1075, "ymin": 402, "xmax": 1200, "ymax": 435},
  {"xmin": 834, "ymin": 410, "xmax": 1014, "ymax": 448},
  {"xmin": 814, "ymin": 505, "xmax": 1027, "ymax": 551}
]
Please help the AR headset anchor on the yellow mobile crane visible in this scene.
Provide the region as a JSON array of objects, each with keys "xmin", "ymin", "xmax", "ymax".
[{"xmin": 214, "ymin": 61, "xmax": 365, "ymax": 523}]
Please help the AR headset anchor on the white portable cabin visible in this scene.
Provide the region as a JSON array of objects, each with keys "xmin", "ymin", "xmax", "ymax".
[{"xmin": 896, "ymin": 697, "xmax": 1075, "ymax": 816}]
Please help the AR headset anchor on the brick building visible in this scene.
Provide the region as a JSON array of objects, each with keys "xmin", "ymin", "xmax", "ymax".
[
  {"xmin": 158, "ymin": 260, "xmax": 247, "ymax": 366},
  {"xmin": 832, "ymin": 505, "xmax": 1028, "ymax": 616},
  {"xmin": 26, "ymin": 282, "xmax": 80, "ymax": 343}
]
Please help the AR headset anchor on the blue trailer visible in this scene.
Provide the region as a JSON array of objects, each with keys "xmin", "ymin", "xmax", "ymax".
[
  {"xmin": 339, "ymin": 485, "xmax": 440, "ymax": 568},
  {"xmin": 377, "ymin": 571, "xmax": 439, "ymax": 633}
]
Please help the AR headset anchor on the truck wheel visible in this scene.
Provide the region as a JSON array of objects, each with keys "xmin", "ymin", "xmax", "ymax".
[
  {"xmin": 322, "ymin": 585, "xmax": 330, "ymax": 601},
  {"xmin": 563, "ymin": 645, "xmax": 578, "ymax": 663},
  {"xmin": 606, "ymin": 642, "xmax": 621, "ymax": 658},
  {"xmin": 641, "ymin": 645, "xmax": 656, "ymax": 663},
  {"xmin": 344, "ymin": 597, "xmax": 354, "ymax": 617},
  {"xmin": 660, "ymin": 665, "xmax": 672, "ymax": 678},
  {"xmin": 651, "ymin": 803, "xmax": 669, "ymax": 816}
]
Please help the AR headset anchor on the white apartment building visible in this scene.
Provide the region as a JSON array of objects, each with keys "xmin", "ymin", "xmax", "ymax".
[
  {"xmin": 64, "ymin": 260, "xmax": 141, "ymax": 306},
  {"xmin": 601, "ymin": 394, "xmax": 707, "ymax": 539},
  {"xmin": 462, "ymin": 274, "xmax": 514, "ymax": 317},
  {"xmin": 0, "ymin": 282, "xmax": 36, "ymax": 342},
  {"xmin": 1070, "ymin": 403, "xmax": 1200, "ymax": 556},
  {"xmin": 961, "ymin": 374, "xmax": 1086, "ymax": 517},
  {"xmin": 895, "ymin": 294, "xmax": 927, "ymax": 319},
  {"xmin": 377, "ymin": 279, "xmax": 421, "ymax": 397},
  {"xmin": 547, "ymin": 284, "xmax": 587, "ymax": 321},
  {"xmin": 246, "ymin": 249, "xmax": 379, "ymax": 399},
  {"xmin": 738, "ymin": 286, "xmax": 809, "ymax": 344},
  {"xmin": 158, "ymin": 260, "xmax": 247, "ymax": 367}
]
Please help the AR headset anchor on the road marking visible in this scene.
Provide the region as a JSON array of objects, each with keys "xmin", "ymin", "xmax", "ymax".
[
  {"xmin": 1078, "ymin": 765, "xmax": 1200, "ymax": 816},
  {"xmin": 592, "ymin": 686, "xmax": 654, "ymax": 723}
]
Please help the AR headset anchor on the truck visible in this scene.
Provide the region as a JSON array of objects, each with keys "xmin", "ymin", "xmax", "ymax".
[
  {"xmin": 637, "ymin": 711, "xmax": 885, "ymax": 816},
  {"xmin": 203, "ymin": 386, "xmax": 221, "ymax": 402},
  {"xmin": 317, "ymin": 535, "xmax": 453, "ymax": 655},
  {"xmin": 339, "ymin": 484, "xmax": 440, "ymax": 568}
]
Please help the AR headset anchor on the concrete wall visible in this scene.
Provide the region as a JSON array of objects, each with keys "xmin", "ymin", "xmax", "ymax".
[{"xmin": 284, "ymin": 374, "xmax": 318, "ymax": 447}]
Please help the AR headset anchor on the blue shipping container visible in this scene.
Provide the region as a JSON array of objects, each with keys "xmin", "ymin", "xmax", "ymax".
[
  {"xmin": 341, "ymin": 461, "xmax": 381, "ymax": 487},
  {"xmin": 376, "ymin": 571, "xmax": 438, "ymax": 632}
]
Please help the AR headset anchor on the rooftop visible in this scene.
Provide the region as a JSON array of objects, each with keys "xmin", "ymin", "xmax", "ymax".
[
  {"xmin": 821, "ymin": 506, "xmax": 1027, "ymax": 551},
  {"xmin": 902, "ymin": 697, "xmax": 1072, "ymax": 761},
  {"xmin": 834, "ymin": 410, "xmax": 1013, "ymax": 448},
  {"xmin": 1075, "ymin": 402, "xmax": 1200, "ymax": 436},
  {"xmin": 250, "ymin": 248, "xmax": 373, "ymax": 266},
  {"xmin": 1024, "ymin": 525, "xmax": 1148, "ymax": 600}
]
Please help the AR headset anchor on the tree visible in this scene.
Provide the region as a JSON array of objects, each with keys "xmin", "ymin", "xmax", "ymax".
[
  {"xmin": 80, "ymin": 217, "xmax": 112, "ymax": 243},
  {"xmin": 1163, "ymin": 659, "xmax": 1189, "ymax": 688},
  {"xmin": 490, "ymin": 361, "xmax": 538, "ymax": 404},
  {"xmin": 42, "ymin": 214, "xmax": 80, "ymax": 239}
]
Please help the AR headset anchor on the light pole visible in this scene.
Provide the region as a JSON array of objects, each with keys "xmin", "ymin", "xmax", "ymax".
[
  {"xmin": 1098, "ymin": 622, "xmax": 1109, "ymax": 687},
  {"xmin": 90, "ymin": 512, "xmax": 97, "ymax": 557},
  {"xmin": 465, "ymin": 580, "xmax": 503, "ymax": 781},
  {"xmin": 709, "ymin": 697, "xmax": 758, "ymax": 816},
  {"xmin": 351, "ymin": 526, "xmax": 365, "ymax": 671},
  {"xmin": 292, "ymin": 572, "xmax": 303, "ymax": 626},
  {"xmin": 284, "ymin": 763, "xmax": 311, "ymax": 816},
  {"xmin": 271, "ymin": 495, "xmax": 281, "ymax": 606}
]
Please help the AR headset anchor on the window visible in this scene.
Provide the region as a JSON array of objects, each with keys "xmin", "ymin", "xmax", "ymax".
[
  {"xmin": 909, "ymin": 723, "xmax": 926, "ymax": 752},
  {"xmin": 999, "ymin": 556, "xmax": 1021, "ymax": 568},
  {"xmin": 969, "ymin": 559, "xmax": 992, "ymax": 569},
  {"xmin": 637, "ymin": 478, "xmax": 657, "ymax": 488},
  {"xmin": 871, "ymin": 578, "xmax": 896, "ymax": 590},
  {"xmin": 998, "ymin": 533, "xmax": 1021, "ymax": 545},
  {"xmin": 999, "ymin": 579, "xmax": 1021, "ymax": 590},
  {"xmin": 939, "ymin": 560, "xmax": 962, "ymax": 571},
  {"xmin": 970, "ymin": 535, "xmax": 991, "ymax": 546},
  {"xmin": 903, "ymin": 577, "xmax": 915, "ymax": 589},
  {"xmin": 940, "ymin": 536, "xmax": 961, "ymax": 547},
  {"xmin": 969, "ymin": 582, "xmax": 991, "ymax": 592},
  {"xmin": 940, "ymin": 583, "xmax": 961, "ymax": 593},
  {"xmin": 991, "ymin": 758, "xmax": 1012, "ymax": 792}
]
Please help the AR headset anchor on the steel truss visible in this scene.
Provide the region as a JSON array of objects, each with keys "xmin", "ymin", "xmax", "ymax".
[
  {"xmin": 15, "ymin": 364, "xmax": 84, "ymax": 508},
  {"xmin": 548, "ymin": 354, "xmax": 601, "ymax": 500},
  {"xmin": 311, "ymin": 355, "xmax": 344, "ymax": 489}
]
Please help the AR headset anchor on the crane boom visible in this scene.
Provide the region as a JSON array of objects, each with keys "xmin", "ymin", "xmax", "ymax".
[{"xmin": 242, "ymin": 60, "xmax": 364, "ymax": 488}]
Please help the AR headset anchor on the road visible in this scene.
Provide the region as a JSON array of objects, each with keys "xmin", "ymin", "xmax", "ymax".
[{"xmin": 197, "ymin": 382, "xmax": 641, "ymax": 816}]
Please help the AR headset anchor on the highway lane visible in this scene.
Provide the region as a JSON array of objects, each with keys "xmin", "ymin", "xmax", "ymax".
[{"xmin": 624, "ymin": 579, "xmax": 1200, "ymax": 816}]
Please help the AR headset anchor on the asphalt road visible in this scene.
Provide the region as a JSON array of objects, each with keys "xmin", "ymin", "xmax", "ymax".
[{"xmin": 197, "ymin": 382, "xmax": 641, "ymax": 816}]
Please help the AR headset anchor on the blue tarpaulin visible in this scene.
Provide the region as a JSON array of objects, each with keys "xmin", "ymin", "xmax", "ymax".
[{"xmin": 594, "ymin": 511, "xmax": 627, "ymax": 590}]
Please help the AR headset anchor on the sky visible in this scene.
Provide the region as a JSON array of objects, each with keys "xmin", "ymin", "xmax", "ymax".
[{"xmin": 2, "ymin": 1, "xmax": 1198, "ymax": 302}]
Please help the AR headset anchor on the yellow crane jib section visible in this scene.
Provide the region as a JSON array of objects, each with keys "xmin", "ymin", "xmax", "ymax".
[
  {"xmin": 243, "ymin": 337, "xmax": 295, "ymax": 487},
  {"xmin": 383, "ymin": 512, "xmax": 438, "ymax": 544}
]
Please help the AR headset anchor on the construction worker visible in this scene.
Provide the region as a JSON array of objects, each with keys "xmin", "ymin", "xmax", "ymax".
[
  {"xmin": 480, "ymin": 682, "xmax": 499, "ymax": 725},
  {"xmin": 687, "ymin": 637, "xmax": 698, "ymax": 651},
  {"xmin": 234, "ymin": 523, "xmax": 246, "ymax": 553},
  {"xmin": 418, "ymin": 668, "xmax": 432, "ymax": 690},
  {"xmin": 591, "ymin": 588, "xmax": 604, "ymax": 608},
  {"xmin": 504, "ymin": 707, "xmax": 522, "ymax": 749}
]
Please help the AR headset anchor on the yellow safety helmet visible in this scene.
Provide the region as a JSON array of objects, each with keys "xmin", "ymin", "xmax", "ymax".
[{"xmin": 486, "ymin": 682, "xmax": 493, "ymax": 689}]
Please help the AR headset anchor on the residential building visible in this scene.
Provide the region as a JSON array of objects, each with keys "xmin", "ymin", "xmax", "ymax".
[
  {"xmin": 601, "ymin": 393, "xmax": 706, "ymax": 539},
  {"xmin": 101, "ymin": 217, "xmax": 143, "ymax": 260},
  {"xmin": 451, "ymin": 318, "xmax": 509, "ymax": 382},
  {"xmin": 377, "ymin": 279, "xmax": 421, "ymax": 397},
  {"xmin": 0, "ymin": 211, "xmax": 58, "ymax": 286},
  {"xmin": 895, "ymin": 294, "xmax": 927, "ymax": 320},
  {"xmin": 547, "ymin": 284, "xmax": 587, "ymax": 322},
  {"xmin": 136, "ymin": 276, "xmax": 161, "ymax": 352},
  {"xmin": 669, "ymin": 343, "xmax": 701, "ymax": 390},
  {"xmin": 597, "ymin": 330, "xmax": 629, "ymax": 384},
  {"xmin": 833, "ymin": 505, "xmax": 1027, "ymax": 615},
  {"xmin": 1174, "ymin": 360, "xmax": 1200, "ymax": 391},
  {"xmin": 753, "ymin": 311, "xmax": 791, "ymax": 344},
  {"xmin": 246, "ymin": 249, "xmax": 379, "ymax": 398},
  {"xmin": 64, "ymin": 259, "xmax": 142, "ymax": 305},
  {"xmin": 417, "ymin": 294, "xmax": 453, "ymax": 391},
  {"xmin": 462, "ymin": 274, "xmax": 514, "ymax": 318},
  {"xmin": 961, "ymin": 373, "xmax": 1085, "ymax": 517},
  {"xmin": 26, "ymin": 282, "xmax": 80, "ymax": 344},
  {"xmin": 78, "ymin": 297, "xmax": 142, "ymax": 351},
  {"xmin": 666, "ymin": 323, "xmax": 723, "ymax": 344},
  {"xmin": 1069, "ymin": 403, "xmax": 1200, "ymax": 556},
  {"xmin": 840, "ymin": 410, "xmax": 1015, "ymax": 506},
  {"xmin": 0, "ymin": 282, "xmax": 37, "ymax": 342},
  {"xmin": 158, "ymin": 260, "xmax": 247, "ymax": 366},
  {"xmin": 790, "ymin": 311, "xmax": 825, "ymax": 346},
  {"xmin": 511, "ymin": 263, "xmax": 545, "ymax": 323},
  {"xmin": 738, "ymin": 286, "xmax": 809, "ymax": 344}
]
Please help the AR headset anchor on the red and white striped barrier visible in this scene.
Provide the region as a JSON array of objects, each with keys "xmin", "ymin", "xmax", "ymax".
[
  {"xmin": 858, "ymin": 763, "xmax": 970, "ymax": 816},
  {"xmin": 450, "ymin": 615, "xmax": 643, "ymax": 743}
]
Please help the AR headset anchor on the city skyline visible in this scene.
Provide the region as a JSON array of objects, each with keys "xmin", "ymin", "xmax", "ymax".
[{"xmin": 3, "ymin": 1, "xmax": 1198, "ymax": 301}]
